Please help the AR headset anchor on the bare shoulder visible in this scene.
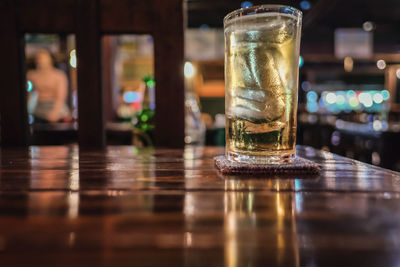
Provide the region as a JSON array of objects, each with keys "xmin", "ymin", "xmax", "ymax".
[
  {"xmin": 54, "ymin": 69, "xmax": 67, "ymax": 78},
  {"xmin": 54, "ymin": 69, "xmax": 68, "ymax": 81},
  {"xmin": 26, "ymin": 69, "xmax": 37, "ymax": 79}
]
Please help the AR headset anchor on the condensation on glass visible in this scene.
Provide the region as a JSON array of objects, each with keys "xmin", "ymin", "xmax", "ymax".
[{"xmin": 224, "ymin": 5, "xmax": 302, "ymax": 164}]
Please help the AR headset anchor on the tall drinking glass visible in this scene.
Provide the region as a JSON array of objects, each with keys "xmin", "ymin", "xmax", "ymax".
[{"xmin": 224, "ymin": 5, "xmax": 302, "ymax": 164}]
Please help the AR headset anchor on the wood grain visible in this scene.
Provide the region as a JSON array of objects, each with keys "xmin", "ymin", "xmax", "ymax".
[{"xmin": 0, "ymin": 145, "xmax": 399, "ymax": 266}]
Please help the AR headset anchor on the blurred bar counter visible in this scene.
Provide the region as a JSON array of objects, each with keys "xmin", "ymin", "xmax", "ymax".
[{"xmin": 298, "ymin": 113, "xmax": 400, "ymax": 171}]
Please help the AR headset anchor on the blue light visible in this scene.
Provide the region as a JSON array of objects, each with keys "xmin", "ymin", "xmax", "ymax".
[
  {"xmin": 27, "ymin": 80, "xmax": 33, "ymax": 92},
  {"xmin": 241, "ymin": 1, "xmax": 253, "ymax": 8},
  {"xmin": 318, "ymin": 97, "xmax": 326, "ymax": 108},
  {"xmin": 199, "ymin": 24, "xmax": 210, "ymax": 30},
  {"xmin": 307, "ymin": 91, "xmax": 318, "ymax": 102},
  {"xmin": 301, "ymin": 81, "xmax": 311, "ymax": 91},
  {"xmin": 336, "ymin": 95, "xmax": 346, "ymax": 105},
  {"xmin": 123, "ymin": 91, "xmax": 139, "ymax": 103},
  {"xmin": 307, "ymin": 102, "xmax": 318, "ymax": 113},
  {"xmin": 299, "ymin": 56, "xmax": 304, "ymax": 68},
  {"xmin": 28, "ymin": 114, "xmax": 34, "ymax": 124},
  {"xmin": 346, "ymin": 90, "xmax": 356, "ymax": 97},
  {"xmin": 381, "ymin": 90, "xmax": 390, "ymax": 100},
  {"xmin": 300, "ymin": 0, "xmax": 311, "ymax": 10},
  {"xmin": 382, "ymin": 121, "xmax": 388, "ymax": 131}
]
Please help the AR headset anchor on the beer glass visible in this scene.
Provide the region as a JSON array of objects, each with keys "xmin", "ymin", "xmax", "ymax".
[{"xmin": 224, "ymin": 5, "xmax": 302, "ymax": 164}]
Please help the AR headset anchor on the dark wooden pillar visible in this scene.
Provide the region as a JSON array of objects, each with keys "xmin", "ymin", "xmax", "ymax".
[
  {"xmin": 153, "ymin": 0, "xmax": 185, "ymax": 148},
  {"xmin": 102, "ymin": 36, "xmax": 117, "ymax": 122},
  {"xmin": 76, "ymin": 0, "xmax": 105, "ymax": 149},
  {"xmin": 0, "ymin": 0, "xmax": 28, "ymax": 146}
]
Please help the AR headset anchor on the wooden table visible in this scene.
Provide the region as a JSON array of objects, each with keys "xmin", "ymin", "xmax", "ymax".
[{"xmin": 0, "ymin": 146, "xmax": 400, "ymax": 266}]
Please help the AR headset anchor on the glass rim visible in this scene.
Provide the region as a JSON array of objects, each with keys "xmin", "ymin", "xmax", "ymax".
[{"xmin": 224, "ymin": 4, "xmax": 302, "ymax": 26}]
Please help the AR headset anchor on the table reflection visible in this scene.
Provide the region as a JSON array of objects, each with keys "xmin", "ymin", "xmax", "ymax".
[
  {"xmin": 183, "ymin": 176, "xmax": 301, "ymax": 266},
  {"xmin": 224, "ymin": 178, "xmax": 298, "ymax": 191},
  {"xmin": 223, "ymin": 179, "xmax": 300, "ymax": 267},
  {"xmin": 1, "ymin": 145, "xmax": 400, "ymax": 265}
]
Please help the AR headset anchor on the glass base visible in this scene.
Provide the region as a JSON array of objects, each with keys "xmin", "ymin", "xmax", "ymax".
[{"xmin": 226, "ymin": 151, "xmax": 294, "ymax": 165}]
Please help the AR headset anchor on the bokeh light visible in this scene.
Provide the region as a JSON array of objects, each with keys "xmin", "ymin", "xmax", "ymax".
[
  {"xmin": 307, "ymin": 91, "xmax": 318, "ymax": 102},
  {"xmin": 241, "ymin": 1, "xmax": 253, "ymax": 8},
  {"xmin": 301, "ymin": 81, "xmax": 311, "ymax": 91},
  {"xmin": 69, "ymin": 49, "xmax": 77, "ymax": 68},
  {"xmin": 359, "ymin": 92, "xmax": 373, "ymax": 107},
  {"xmin": 300, "ymin": 0, "xmax": 311, "ymax": 10},
  {"xmin": 362, "ymin": 21, "xmax": 374, "ymax": 32},
  {"xmin": 349, "ymin": 97, "xmax": 359, "ymax": 107},
  {"xmin": 123, "ymin": 91, "xmax": 140, "ymax": 103},
  {"xmin": 376, "ymin": 59, "xmax": 386, "ymax": 70},
  {"xmin": 336, "ymin": 95, "xmax": 345, "ymax": 105},
  {"xmin": 373, "ymin": 93, "xmax": 383, "ymax": 104},
  {"xmin": 184, "ymin": 61, "xmax": 195, "ymax": 78},
  {"xmin": 27, "ymin": 80, "xmax": 33, "ymax": 92},
  {"xmin": 299, "ymin": 56, "xmax": 304, "ymax": 68},
  {"xmin": 373, "ymin": 120, "xmax": 382, "ymax": 131},
  {"xmin": 326, "ymin": 92, "xmax": 336, "ymax": 104},
  {"xmin": 381, "ymin": 90, "xmax": 390, "ymax": 100}
]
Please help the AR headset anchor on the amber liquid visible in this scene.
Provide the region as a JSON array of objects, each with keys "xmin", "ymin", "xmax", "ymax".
[{"xmin": 225, "ymin": 13, "xmax": 300, "ymax": 163}]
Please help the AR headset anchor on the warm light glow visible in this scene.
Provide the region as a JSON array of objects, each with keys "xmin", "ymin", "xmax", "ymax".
[
  {"xmin": 69, "ymin": 49, "xmax": 77, "ymax": 68},
  {"xmin": 396, "ymin": 69, "xmax": 400, "ymax": 79},
  {"xmin": 68, "ymin": 192, "xmax": 79, "ymax": 219},
  {"xmin": 184, "ymin": 61, "xmax": 195, "ymax": 78},
  {"xmin": 184, "ymin": 232, "xmax": 193, "ymax": 247},
  {"xmin": 326, "ymin": 92, "xmax": 336, "ymax": 104},
  {"xmin": 376, "ymin": 59, "xmax": 386, "ymax": 70},
  {"xmin": 344, "ymin": 56, "xmax": 353, "ymax": 72},
  {"xmin": 349, "ymin": 97, "xmax": 359, "ymax": 107},
  {"xmin": 184, "ymin": 136, "xmax": 192, "ymax": 144}
]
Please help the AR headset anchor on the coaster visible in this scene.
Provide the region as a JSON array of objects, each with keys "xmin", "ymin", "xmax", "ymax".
[{"xmin": 214, "ymin": 155, "xmax": 321, "ymax": 176}]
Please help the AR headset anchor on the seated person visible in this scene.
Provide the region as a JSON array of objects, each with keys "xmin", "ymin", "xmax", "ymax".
[{"xmin": 27, "ymin": 49, "xmax": 70, "ymax": 123}]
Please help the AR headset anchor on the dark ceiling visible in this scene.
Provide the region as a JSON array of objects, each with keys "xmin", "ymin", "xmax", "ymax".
[{"xmin": 187, "ymin": 0, "xmax": 400, "ymax": 54}]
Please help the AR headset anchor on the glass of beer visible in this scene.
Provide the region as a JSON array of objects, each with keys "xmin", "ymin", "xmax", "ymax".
[{"xmin": 224, "ymin": 5, "xmax": 302, "ymax": 164}]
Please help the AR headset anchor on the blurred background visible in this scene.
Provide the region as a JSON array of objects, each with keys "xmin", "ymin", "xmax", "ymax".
[{"xmin": 13, "ymin": 0, "xmax": 400, "ymax": 170}]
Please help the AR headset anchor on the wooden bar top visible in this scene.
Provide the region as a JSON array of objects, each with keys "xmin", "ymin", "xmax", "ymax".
[{"xmin": 0, "ymin": 145, "xmax": 400, "ymax": 266}]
